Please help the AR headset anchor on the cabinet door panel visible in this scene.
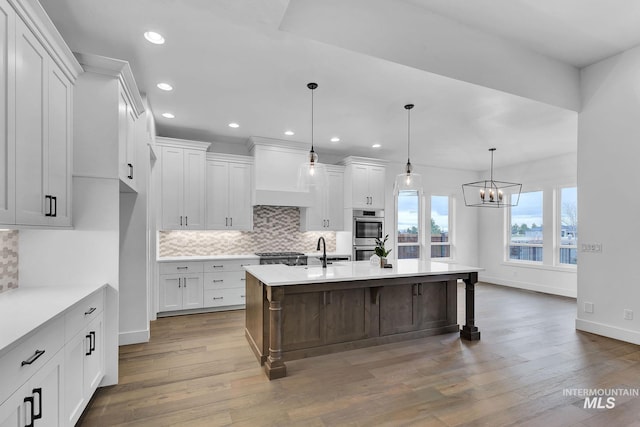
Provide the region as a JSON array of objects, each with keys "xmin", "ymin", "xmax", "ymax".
[
  {"xmin": 125, "ymin": 102, "xmax": 136, "ymax": 189},
  {"xmin": 417, "ymin": 281, "xmax": 453, "ymax": 329},
  {"xmin": 0, "ymin": 0, "xmax": 14, "ymax": 224},
  {"xmin": 368, "ymin": 166, "xmax": 386, "ymax": 209},
  {"xmin": 183, "ymin": 149, "xmax": 205, "ymax": 229},
  {"xmin": 282, "ymin": 292, "xmax": 324, "ymax": 351},
  {"xmin": 205, "ymin": 160, "xmax": 228, "ymax": 229},
  {"xmin": 228, "ymin": 162, "xmax": 252, "ymax": 230},
  {"xmin": 0, "ymin": 384, "xmax": 27, "ymax": 427},
  {"xmin": 64, "ymin": 331, "xmax": 87, "ymax": 426},
  {"xmin": 379, "ymin": 284, "xmax": 418, "ymax": 335},
  {"xmin": 84, "ymin": 313, "xmax": 104, "ymax": 397},
  {"xmin": 326, "ymin": 170, "xmax": 343, "ymax": 230},
  {"xmin": 351, "ymin": 165, "xmax": 369, "ymax": 208},
  {"xmin": 182, "ymin": 274, "xmax": 204, "ymax": 309},
  {"xmin": 15, "ymin": 20, "xmax": 47, "ymax": 225},
  {"xmin": 324, "ymin": 288, "xmax": 368, "ymax": 344},
  {"xmin": 160, "ymin": 147, "xmax": 184, "ymax": 229},
  {"xmin": 159, "ymin": 275, "xmax": 182, "ymax": 311},
  {"xmin": 47, "ymin": 65, "xmax": 72, "ymax": 226},
  {"xmin": 29, "ymin": 350, "xmax": 63, "ymax": 427}
]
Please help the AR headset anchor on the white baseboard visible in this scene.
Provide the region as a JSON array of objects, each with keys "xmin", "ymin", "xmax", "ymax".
[
  {"xmin": 479, "ymin": 274, "xmax": 577, "ymax": 298},
  {"xmin": 119, "ymin": 329, "xmax": 150, "ymax": 346},
  {"xmin": 575, "ymin": 318, "xmax": 640, "ymax": 345}
]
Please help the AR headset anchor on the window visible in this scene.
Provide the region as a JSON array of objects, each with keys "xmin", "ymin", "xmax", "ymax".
[
  {"xmin": 509, "ymin": 191, "xmax": 543, "ymax": 262},
  {"xmin": 431, "ymin": 195, "xmax": 450, "ymax": 258},
  {"xmin": 559, "ymin": 187, "xmax": 578, "ymax": 265},
  {"xmin": 397, "ymin": 191, "xmax": 420, "ymax": 259}
]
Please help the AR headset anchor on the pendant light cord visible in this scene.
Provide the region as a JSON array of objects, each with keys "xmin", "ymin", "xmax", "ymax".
[
  {"xmin": 311, "ymin": 86, "xmax": 314, "ymax": 151},
  {"xmin": 407, "ymin": 107, "xmax": 411, "ymax": 162}
]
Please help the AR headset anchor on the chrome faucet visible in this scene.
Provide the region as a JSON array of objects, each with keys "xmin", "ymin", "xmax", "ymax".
[{"xmin": 316, "ymin": 237, "xmax": 327, "ymax": 268}]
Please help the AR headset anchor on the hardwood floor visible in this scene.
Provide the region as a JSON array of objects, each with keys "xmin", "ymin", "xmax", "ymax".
[{"xmin": 79, "ymin": 283, "xmax": 640, "ymax": 426}]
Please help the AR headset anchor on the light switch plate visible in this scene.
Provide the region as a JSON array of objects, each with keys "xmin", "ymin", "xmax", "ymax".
[
  {"xmin": 584, "ymin": 302, "xmax": 594, "ymax": 313},
  {"xmin": 624, "ymin": 309, "xmax": 633, "ymax": 320}
]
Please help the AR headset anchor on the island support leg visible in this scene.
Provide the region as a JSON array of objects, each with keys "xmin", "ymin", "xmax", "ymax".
[
  {"xmin": 265, "ymin": 286, "xmax": 287, "ymax": 379},
  {"xmin": 460, "ymin": 272, "xmax": 481, "ymax": 341}
]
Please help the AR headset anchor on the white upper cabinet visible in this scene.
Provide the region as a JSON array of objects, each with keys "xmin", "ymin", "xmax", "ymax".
[
  {"xmin": 300, "ymin": 165, "xmax": 344, "ymax": 231},
  {"xmin": 6, "ymin": 0, "xmax": 80, "ymax": 228},
  {"xmin": 75, "ymin": 53, "xmax": 144, "ymax": 194},
  {"xmin": 157, "ymin": 138, "xmax": 210, "ymax": 230},
  {"xmin": 206, "ymin": 154, "xmax": 253, "ymax": 231},
  {"xmin": 341, "ymin": 157, "xmax": 387, "ymax": 210}
]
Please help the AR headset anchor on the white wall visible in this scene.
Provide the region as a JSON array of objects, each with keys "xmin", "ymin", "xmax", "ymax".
[
  {"xmin": 477, "ymin": 153, "xmax": 577, "ymax": 297},
  {"xmin": 384, "ymin": 161, "xmax": 480, "ymax": 267},
  {"xmin": 576, "ymin": 45, "xmax": 640, "ymax": 344}
]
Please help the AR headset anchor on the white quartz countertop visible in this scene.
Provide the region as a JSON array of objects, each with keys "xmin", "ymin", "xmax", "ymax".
[
  {"xmin": 244, "ymin": 260, "xmax": 482, "ymax": 286},
  {"xmin": 0, "ymin": 283, "xmax": 106, "ymax": 356}
]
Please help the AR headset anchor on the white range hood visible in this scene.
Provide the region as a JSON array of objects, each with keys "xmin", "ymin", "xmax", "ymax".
[{"xmin": 248, "ymin": 137, "xmax": 313, "ymax": 207}]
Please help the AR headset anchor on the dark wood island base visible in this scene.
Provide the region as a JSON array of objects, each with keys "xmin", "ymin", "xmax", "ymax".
[{"xmin": 245, "ymin": 270, "xmax": 480, "ymax": 380}]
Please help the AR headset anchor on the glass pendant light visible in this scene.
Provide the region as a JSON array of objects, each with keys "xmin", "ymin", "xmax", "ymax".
[
  {"xmin": 461, "ymin": 148, "xmax": 522, "ymax": 207},
  {"xmin": 298, "ymin": 82, "xmax": 326, "ymax": 190},
  {"xmin": 394, "ymin": 104, "xmax": 423, "ymax": 194}
]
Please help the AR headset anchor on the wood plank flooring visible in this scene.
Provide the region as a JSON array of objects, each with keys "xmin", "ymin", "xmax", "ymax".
[{"xmin": 79, "ymin": 283, "xmax": 640, "ymax": 426}]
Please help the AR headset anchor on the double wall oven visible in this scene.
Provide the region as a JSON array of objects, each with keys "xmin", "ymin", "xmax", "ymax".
[{"xmin": 353, "ymin": 209, "xmax": 384, "ymax": 261}]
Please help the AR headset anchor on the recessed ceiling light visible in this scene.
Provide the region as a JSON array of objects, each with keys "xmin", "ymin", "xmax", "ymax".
[
  {"xmin": 330, "ymin": 137, "xmax": 340, "ymax": 142},
  {"xmin": 162, "ymin": 112, "xmax": 175, "ymax": 119},
  {"xmin": 372, "ymin": 143, "xmax": 381, "ymax": 148},
  {"xmin": 228, "ymin": 122, "xmax": 240, "ymax": 128},
  {"xmin": 157, "ymin": 82, "xmax": 173, "ymax": 91},
  {"xmin": 284, "ymin": 130, "xmax": 295, "ymax": 136},
  {"xmin": 144, "ymin": 31, "xmax": 165, "ymax": 45}
]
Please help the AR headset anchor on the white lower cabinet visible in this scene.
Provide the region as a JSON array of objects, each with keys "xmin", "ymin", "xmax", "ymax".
[
  {"xmin": 159, "ymin": 259, "xmax": 258, "ymax": 313},
  {"xmin": 0, "ymin": 350, "xmax": 64, "ymax": 427},
  {"xmin": 64, "ymin": 312, "xmax": 104, "ymax": 426},
  {"xmin": 159, "ymin": 273, "xmax": 204, "ymax": 312},
  {"xmin": 0, "ymin": 287, "xmax": 104, "ymax": 427}
]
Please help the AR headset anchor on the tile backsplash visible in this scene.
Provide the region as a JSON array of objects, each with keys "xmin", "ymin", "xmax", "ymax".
[
  {"xmin": 0, "ymin": 230, "xmax": 18, "ymax": 293},
  {"xmin": 159, "ymin": 206, "xmax": 336, "ymax": 257}
]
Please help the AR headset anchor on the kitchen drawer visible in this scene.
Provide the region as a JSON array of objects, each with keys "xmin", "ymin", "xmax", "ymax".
[
  {"xmin": 203, "ymin": 259, "xmax": 257, "ymax": 273},
  {"xmin": 0, "ymin": 315, "xmax": 64, "ymax": 405},
  {"xmin": 204, "ymin": 271, "xmax": 246, "ymax": 290},
  {"xmin": 65, "ymin": 288, "xmax": 104, "ymax": 340},
  {"xmin": 203, "ymin": 288, "xmax": 246, "ymax": 308},
  {"xmin": 159, "ymin": 261, "xmax": 204, "ymax": 275}
]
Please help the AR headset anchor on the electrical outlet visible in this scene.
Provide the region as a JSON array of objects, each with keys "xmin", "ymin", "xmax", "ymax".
[
  {"xmin": 624, "ymin": 309, "xmax": 633, "ymax": 320},
  {"xmin": 581, "ymin": 243, "xmax": 603, "ymax": 253},
  {"xmin": 584, "ymin": 302, "xmax": 594, "ymax": 313}
]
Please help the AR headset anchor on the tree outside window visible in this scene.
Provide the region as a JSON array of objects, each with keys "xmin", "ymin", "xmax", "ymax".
[
  {"xmin": 509, "ymin": 191, "xmax": 543, "ymax": 262},
  {"xmin": 397, "ymin": 191, "xmax": 420, "ymax": 259},
  {"xmin": 559, "ymin": 187, "xmax": 578, "ymax": 265},
  {"xmin": 431, "ymin": 195, "xmax": 450, "ymax": 258}
]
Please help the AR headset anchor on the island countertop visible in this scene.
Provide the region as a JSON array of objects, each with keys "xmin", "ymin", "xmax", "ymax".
[{"xmin": 243, "ymin": 260, "xmax": 482, "ymax": 286}]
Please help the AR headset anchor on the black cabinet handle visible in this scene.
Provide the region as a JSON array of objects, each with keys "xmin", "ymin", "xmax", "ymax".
[
  {"xmin": 24, "ymin": 395, "xmax": 34, "ymax": 427},
  {"xmin": 85, "ymin": 307, "xmax": 96, "ymax": 315},
  {"xmin": 418, "ymin": 284, "xmax": 423, "ymax": 296},
  {"xmin": 183, "ymin": 279, "xmax": 187, "ymax": 288},
  {"xmin": 21, "ymin": 349, "xmax": 45, "ymax": 366},
  {"xmin": 212, "ymin": 265, "xmax": 224, "ymax": 269},
  {"xmin": 180, "ymin": 216, "xmax": 183, "ymax": 226},
  {"xmin": 86, "ymin": 334, "xmax": 92, "ymax": 355},
  {"xmin": 127, "ymin": 163, "xmax": 133, "ymax": 180},
  {"xmin": 212, "ymin": 297, "xmax": 224, "ymax": 300},
  {"xmin": 178, "ymin": 277, "xmax": 181, "ymax": 288},
  {"xmin": 240, "ymin": 278, "xmax": 246, "ymax": 281},
  {"xmin": 52, "ymin": 196, "xmax": 57, "ymax": 217},
  {"xmin": 32, "ymin": 388, "xmax": 42, "ymax": 420},
  {"xmin": 186, "ymin": 216, "xmax": 188, "ymax": 226},
  {"xmin": 44, "ymin": 195, "xmax": 52, "ymax": 217},
  {"xmin": 229, "ymin": 217, "xmax": 232, "ymax": 226},
  {"xmin": 212, "ymin": 279, "xmax": 224, "ymax": 283},
  {"xmin": 90, "ymin": 331, "xmax": 96, "ymax": 352},
  {"xmin": 241, "ymin": 295, "xmax": 245, "ymax": 299},
  {"xmin": 176, "ymin": 266, "xmax": 188, "ymax": 270}
]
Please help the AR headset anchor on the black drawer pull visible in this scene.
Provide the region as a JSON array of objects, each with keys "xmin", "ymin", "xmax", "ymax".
[
  {"xmin": 32, "ymin": 388, "xmax": 42, "ymax": 420},
  {"xmin": 176, "ymin": 266, "xmax": 188, "ymax": 270},
  {"xmin": 21, "ymin": 349, "xmax": 45, "ymax": 366},
  {"xmin": 212, "ymin": 265, "xmax": 224, "ymax": 268},
  {"xmin": 241, "ymin": 295, "xmax": 245, "ymax": 298},
  {"xmin": 85, "ymin": 307, "xmax": 97, "ymax": 315},
  {"xmin": 24, "ymin": 395, "xmax": 34, "ymax": 427},
  {"xmin": 240, "ymin": 278, "xmax": 246, "ymax": 281},
  {"xmin": 212, "ymin": 297, "xmax": 224, "ymax": 300},
  {"xmin": 212, "ymin": 279, "xmax": 224, "ymax": 283}
]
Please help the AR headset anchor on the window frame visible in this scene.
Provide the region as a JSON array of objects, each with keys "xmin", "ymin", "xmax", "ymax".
[
  {"xmin": 556, "ymin": 185, "xmax": 578, "ymax": 267},
  {"xmin": 430, "ymin": 194, "xmax": 453, "ymax": 260},
  {"xmin": 506, "ymin": 190, "xmax": 544, "ymax": 264},
  {"xmin": 396, "ymin": 190, "xmax": 423, "ymax": 260}
]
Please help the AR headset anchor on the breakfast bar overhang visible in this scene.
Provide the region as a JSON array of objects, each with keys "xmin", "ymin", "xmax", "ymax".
[{"xmin": 244, "ymin": 260, "xmax": 482, "ymax": 380}]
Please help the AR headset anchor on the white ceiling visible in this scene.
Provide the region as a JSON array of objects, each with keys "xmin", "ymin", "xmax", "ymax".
[{"xmin": 38, "ymin": 0, "xmax": 640, "ymax": 171}]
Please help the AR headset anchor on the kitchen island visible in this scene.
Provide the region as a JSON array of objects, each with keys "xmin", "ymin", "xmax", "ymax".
[{"xmin": 244, "ymin": 260, "xmax": 482, "ymax": 379}]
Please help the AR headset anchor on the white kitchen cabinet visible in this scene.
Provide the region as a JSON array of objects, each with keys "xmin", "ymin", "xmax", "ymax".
[
  {"xmin": 0, "ymin": 0, "xmax": 15, "ymax": 225},
  {"xmin": 202, "ymin": 258, "xmax": 258, "ymax": 308},
  {"xmin": 159, "ymin": 273, "xmax": 204, "ymax": 312},
  {"xmin": 118, "ymin": 86, "xmax": 138, "ymax": 192},
  {"xmin": 300, "ymin": 165, "xmax": 344, "ymax": 231},
  {"xmin": 158, "ymin": 138, "xmax": 210, "ymax": 230},
  {"xmin": 341, "ymin": 157, "xmax": 387, "ymax": 210},
  {"xmin": 0, "ymin": 350, "xmax": 64, "ymax": 427},
  {"xmin": 206, "ymin": 154, "xmax": 253, "ymax": 230}
]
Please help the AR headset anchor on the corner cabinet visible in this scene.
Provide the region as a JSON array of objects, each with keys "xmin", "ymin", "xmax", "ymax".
[
  {"xmin": 300, "ymin": 165, "xmax": 344, "ymax": 231},
  {"xmin": 0, "ymin": 0, "xmax": 81, "ymax": 228},
  {"xmin": 205, "ymin": 154, "xmax": 253, "ymax": 231},
  {"xmin": 157, "ymin": 138, "xmax": 211, "ymax": 230},
  {"xmin": 341, "ymin": 157, "xmax": 387, "ymax": 210}
]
